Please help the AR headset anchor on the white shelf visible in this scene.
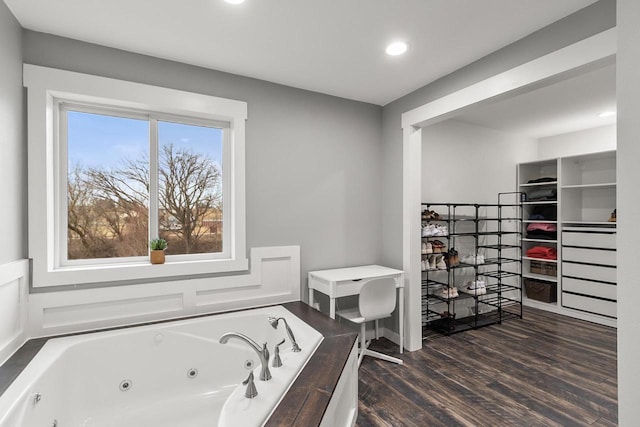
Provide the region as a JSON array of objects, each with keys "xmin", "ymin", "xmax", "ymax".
[
  {"xmin": 522, "ymin": 238, "xmax": 557, "ymax": 243},
  {"xmin": 562, "ymin": 221, "xmax": 616, "ymax": 226},
  {"xmin": 561, "ymin": 182, "xmax": 616, "ymax": 189},
  {"xmin": 522, "ymin": 273, "xmax": 558, "ymax": 283},
  {"xmin": 522, "ymin": 201, "xmax": 558, "ymax": 205},
  {"xmin": 519, "ymin": 181, "xmax": 558, "ymax": 187},
  {"xmin": 523, "ymin": 256, "xmax": 557, "ymax": 263}
]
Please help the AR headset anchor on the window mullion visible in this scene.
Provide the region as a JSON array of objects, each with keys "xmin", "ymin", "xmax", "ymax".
[{"xmin": 149, "ymin": 119, "xmax": 159, "ymax": 250}]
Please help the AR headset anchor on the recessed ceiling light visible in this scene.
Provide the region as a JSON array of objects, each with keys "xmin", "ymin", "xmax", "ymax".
[
  {"xmin": 224, "ymin": 0, "xmax": 245, "ymax": 4},
  {"xmin": 599, "ymin": 111, "xmax": 616, "ymax": 118},
  {"xmin": 386, "ymin": 41, "xmax": 408, "ymax": 56}
]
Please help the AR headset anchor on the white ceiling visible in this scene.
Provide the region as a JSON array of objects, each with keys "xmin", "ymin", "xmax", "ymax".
[
  {"xmin": 455, "ymin": 62, "xmax": 616, "ymax": 138},
  {"xmin": 4, "ymin": 0, "xmax": 599, "ymax": 106}
]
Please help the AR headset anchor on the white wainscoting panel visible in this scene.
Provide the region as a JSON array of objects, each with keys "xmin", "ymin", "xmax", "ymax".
[
  {"xmin": 0, "ymin": 260, "xmax": 29, "ymax": 365},
  {"xmin": 28, "ymin": 246, "xmax": 301, "ymax": 337}
]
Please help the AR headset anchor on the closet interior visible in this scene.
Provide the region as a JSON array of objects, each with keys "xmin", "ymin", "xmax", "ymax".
[{"xmin": 421, "ymin": 62, "xmax": 616, "ymax": 339}]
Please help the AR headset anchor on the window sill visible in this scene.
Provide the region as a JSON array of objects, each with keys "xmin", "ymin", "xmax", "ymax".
[{"xmin": 32, "ymin": 257, "xmax": 249, "ymax": 288}]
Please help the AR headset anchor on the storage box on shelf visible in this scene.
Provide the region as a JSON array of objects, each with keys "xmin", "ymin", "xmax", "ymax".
[
  {"xmin": 524, "ymin": 278, "xmax": 557, "ymax": 303},
  {"xmin": 421, "ymin": 195, "xmax": 522, "ymax": 338}
]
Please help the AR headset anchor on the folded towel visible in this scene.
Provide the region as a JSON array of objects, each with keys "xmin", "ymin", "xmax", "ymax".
[
  {"xmin": 526, "ymin": 246, "xmax": 557, "ymax": 260},
  {"xmin": 527, "ymin": 223, "xmax": 557, "ymax": 232}
]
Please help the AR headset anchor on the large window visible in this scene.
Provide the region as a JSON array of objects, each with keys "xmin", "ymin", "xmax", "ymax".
[
  {"xmin": 25, "ymin": 65, "xmax": 247, "ymax": 287},
  {"xmin": 63, "ymin": 106, "xmax": 227, "ymax": 264}
]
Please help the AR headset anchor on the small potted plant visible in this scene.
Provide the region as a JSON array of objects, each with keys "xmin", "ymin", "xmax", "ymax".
[{"xmin": 149, "ymin": 238, "xmax": 168, "ymax": 264}]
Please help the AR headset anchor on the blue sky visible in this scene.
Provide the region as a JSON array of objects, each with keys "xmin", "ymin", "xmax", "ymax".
[{"xmin": 67, "ymin": 111, "xmax": 223, "ymax": 171}]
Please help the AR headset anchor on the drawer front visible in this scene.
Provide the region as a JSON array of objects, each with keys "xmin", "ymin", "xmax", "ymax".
[
  {"xmin": 562, "ymin": 231, "xmax": 616, "ymax": 249},
  {"xmin": 562, "ymin": 262, "xmax": 616, "ymax": 284},
  {"xmin": 562, "ymin": 247, "xmax": 616, "ymax": 266},
  {"xmin": 562, "ymin": 277, "xmax": 616, "ymax": 300},
  {"xmin": 563, "ymin": 292, "xmax": 617, "ymax": 318}
]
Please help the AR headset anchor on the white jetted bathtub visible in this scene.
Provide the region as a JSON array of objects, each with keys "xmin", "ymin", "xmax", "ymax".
[{"xmin": 0, "ymin": 306, "xmax": 323, "ymax": 427}]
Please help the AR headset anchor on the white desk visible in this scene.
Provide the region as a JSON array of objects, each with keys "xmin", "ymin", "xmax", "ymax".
[{"xmin": 308, "ymin": 265, "xmax": 404, "ymax": 353}]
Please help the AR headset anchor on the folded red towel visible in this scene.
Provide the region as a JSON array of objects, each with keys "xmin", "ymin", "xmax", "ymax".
[{"xmin": 526, "ymin": 245, "xmax": 557, "ymax": 260}]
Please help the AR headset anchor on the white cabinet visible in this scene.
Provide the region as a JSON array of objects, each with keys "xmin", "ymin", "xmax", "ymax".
[{"xmin": 517, "ymin": 151, "xmax": 617, "ymax": 326}]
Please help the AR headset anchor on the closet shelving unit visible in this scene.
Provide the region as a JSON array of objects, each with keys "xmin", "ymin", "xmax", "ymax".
[
  {"xmin": 517, "ymin": 151, "xmax": 617, "ymax": 326},
  {"xmin": 421, "ymin": 194, "xmax": 523, "ymax": 338}
]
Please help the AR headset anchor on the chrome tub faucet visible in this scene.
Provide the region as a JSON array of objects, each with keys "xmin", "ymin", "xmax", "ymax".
[{"xmin": 219, "ymin": 332, "xmax": 272, "ymax": 381}]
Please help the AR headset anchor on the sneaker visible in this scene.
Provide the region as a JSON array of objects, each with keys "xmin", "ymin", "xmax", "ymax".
[
  {"xmin": 424, "ymin": 242, "xmax": 433, "ymax": 254},
  {"xmin": 428, "ymin": 254, "xmax": 436, "ymax": 270},
  {"xmin": 449, "ymin": 287, "xmax": 459, "ymax": 298},
  {"xmin": 434, "ymin": 224, "xmax": 448, "ymax": 236},
  {"xmin": 421, "ymin": 241, "xmax": 428, "ymax": 254},
  {"xmin": 421, "ymin": 224, "xmax": 435, "ymax": 237},
  {"xmin": 465, "ymin": 279, "xmax": 486, "ymax": 295},
  {"xmin": 431, "ymin": 240, "xmax": 447, "ymax": 253},
  {"xmin": 448, "ymin": 248, "xmax": 459, "ymax": 266},
  {"xmin": 436, "ymin": 254, "xmax": 447, "ymax": 270},
  {"xmin": 460, "ymin": 253, "xmax": 485, "ymax": 265},
  {"xmin": 421, "ymin": 259, "xmax": 427, "ymax": 271}
]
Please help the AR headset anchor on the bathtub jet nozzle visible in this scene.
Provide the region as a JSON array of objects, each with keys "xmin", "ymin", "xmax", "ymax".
[{"xmin": 268, "ymin": 316, "xmax": 301, "ymax": 352}]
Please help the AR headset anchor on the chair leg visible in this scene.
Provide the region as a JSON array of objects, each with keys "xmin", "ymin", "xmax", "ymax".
[
  {"xmin": 363, "ymin": 348, "xmax": 403, "ymax": 365},
  {"xmin": 357, "ymin": 323, "xmax": 366, "ymax": 367},
  {"xmin": 375, "ymin": 319, "xmax": 379, "ymax": 339}
]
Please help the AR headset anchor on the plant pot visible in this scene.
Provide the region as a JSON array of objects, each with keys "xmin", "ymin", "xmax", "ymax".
[{"xmin": 150, "ymin": 250, "xmax": 165, "ymax": 265}]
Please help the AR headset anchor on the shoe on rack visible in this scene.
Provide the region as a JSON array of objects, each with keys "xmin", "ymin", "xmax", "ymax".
[
  {"xmin": 422, "ymin": 224, "xmax": 436, "ymax": 237},
  {"xmin": 448, "ymin": 248, "xmax": 459, "ymax": 266},
  {"xmin": 428, "ymin": 254, "xmax": 436, "ymax": 270},
  {"xmin": 465, "ymin": 279, "xmax": 486, "ymax": 295},
  {"xmin": 436, "ymin": 254, "xmax": 447, "ymax": 270},
  {"xmin": 431, "ymin": 240, "xmax": 447, "ymax": 253},
  {"xmin": 421, "ymin": 259, "xmax": 427, "ymax": 271},
  {"xmin": 435, "ymin": 224, "xmax": 448, "ymax": 236},
  {"xmin": 450, "ymin": 287, "xmax": 459, "ymax": 298},
  {"xmin": 424, "ymin": 241, "xmax": 433, "ymax": 254},
  {"xmin": 421, "ymin": 241, "xmax": 427, "ymax": 254},
  {"xmin": 439, "ymin": 287, "xmax": 449, "ymax": 299}
]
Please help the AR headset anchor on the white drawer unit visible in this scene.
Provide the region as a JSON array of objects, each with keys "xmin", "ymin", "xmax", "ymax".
[
  {"xmin": 562, "ymin": 262, "xmax": 616, "ymax": 284},
  {"xmin": 563, "ymin": 292, "xmax": 617, "ymax": 318},
  {"xmin": 562, "ymin": 277, "xmax": 616, "ymax": 300},
  {"xmin": 562, "ymin": 247, "xmax": 616, "ymax": 266},
  {"xmin": 562, "ymin": 229, "xmax": 616, "ymax": 249}
]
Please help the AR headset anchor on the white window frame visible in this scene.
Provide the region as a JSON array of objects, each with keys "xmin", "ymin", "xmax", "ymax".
[{"xmin": 24, "ymin": 64, "xmax": 248, "ymax": 287}]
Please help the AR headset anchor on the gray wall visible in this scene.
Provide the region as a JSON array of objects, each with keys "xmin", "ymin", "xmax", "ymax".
[
  {"xmin": 380, "ymin": 0, "xmax": 616, "ymax": 270},
  {"xmin": 617, "ymin": 0, "xmax": 640, "ymax": 424},
  {"xmin": 0, "ymin": 1, "xmax": 25, "ymax": 265},
  {"xmin": 22, "ymin": 31, "xmax": 384, "ymax": 297}
]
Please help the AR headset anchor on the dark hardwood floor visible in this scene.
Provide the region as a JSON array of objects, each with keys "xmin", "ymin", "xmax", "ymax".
[{"xmin": 357, "ymin": 307, "xmax": 617, "ymax": 426}]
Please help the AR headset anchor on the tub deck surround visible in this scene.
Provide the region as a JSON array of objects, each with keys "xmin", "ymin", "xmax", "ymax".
[
  {"xmin": 267, "ymin": 302, "xmax": 359, "ymax": 426},
  {"xmin": 0, "ymin": 302, "xmax": 358, "ymax": 426}
]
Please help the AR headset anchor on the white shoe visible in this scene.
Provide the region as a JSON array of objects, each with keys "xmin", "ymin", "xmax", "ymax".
[
  {"xmin": 428, "ymin": 254, "xmax": 436, "ymax": 270},
  {"xmin": 436, "ymin": 254, "xmax": 447, "ymax": 270},
  {"xmin": 422, "ymin": 241, "xmax": 428, "ymax": 254},
  {"xmin": 465, "ymin": 279, "xmax": 486, "ymax": 295},
  {"xmin": 421, "ymin": 259, "xmax": 427, "ymax": 271}
]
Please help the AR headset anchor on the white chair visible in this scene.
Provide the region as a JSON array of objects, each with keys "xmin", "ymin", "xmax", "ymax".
[{"xmin": 336, "ymin": 277, "xmax": 403, "ymax": 367}]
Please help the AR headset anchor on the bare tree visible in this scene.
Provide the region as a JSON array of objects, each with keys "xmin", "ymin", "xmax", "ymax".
[
  {"xmin": 159, "ymin": 143, "xmax": 222, "ymax": 254},
  {"xmin": 67, "ymin": 144, "xmax": 221, "ymax": 259}
]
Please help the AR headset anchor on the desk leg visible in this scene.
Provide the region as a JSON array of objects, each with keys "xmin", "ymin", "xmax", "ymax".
[
  {"xmin": 330, "ymin": 297, "xmax": 336, "ymax": 319},
  {"xmin": 309, "ymin": 288, "xmax": 315, "ymax": 309},
  {"xmin": 399, "ymin": 287, "xmax": 404, "ymax": 354}
]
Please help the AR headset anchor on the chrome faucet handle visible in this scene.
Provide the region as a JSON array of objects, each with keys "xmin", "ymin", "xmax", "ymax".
[
  {"xmin": 242, "ymin": 371, "xmax": 258, "ymax": 399},
  {"xmin": 272, "ymin": 338, "xmax": 285, "ymax": 368},
  {"xmin": 261, "ymin": 343, "xmax": 272, "ymax": 380}
]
